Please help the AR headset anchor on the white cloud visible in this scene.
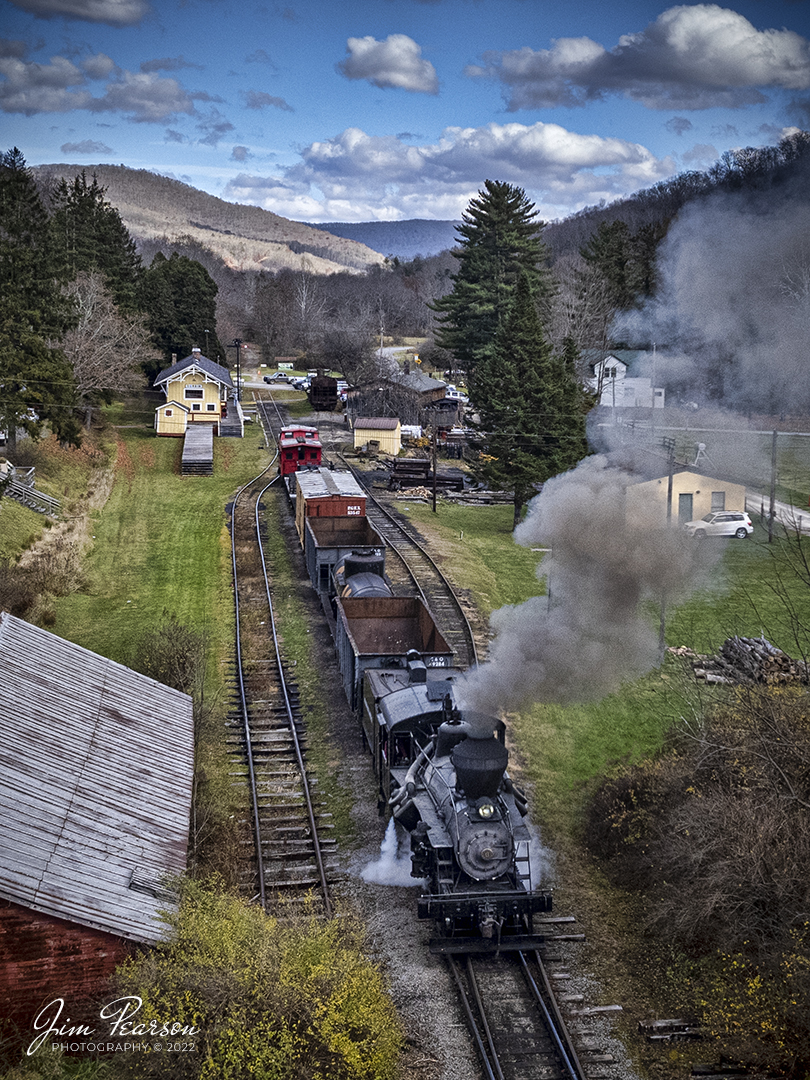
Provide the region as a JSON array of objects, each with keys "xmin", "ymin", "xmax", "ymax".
[
  {"xmin": 61, "ymin": 138, "xmax": 112, "ymax": 153},
  {"xmin": 195, "ymin": 108, "xmax": 234, "ymax": 145},
  {"xmin": 337, "ymin": 34, "xmax": 439, "ymax": 94},
  {"xmin": 140, "ymin": 56, "xmax": 203, "ymax": 74},
  {"xmin": 0, "ymin": 48, "xmax": 198, "ymax": 121},
  {"xmin": 8, "ymin": 0, "xmax": 149, "ymax": 27},
  {"xmin": 222, "ymin": 121, "xmax": 674, "ymax": 222},
  {"xmin": 88, "ymin": 71, "xmax": 196, "ymax": 122},
  {"xmin": 0, "ymin": 53, "xmax": 91, "ymax": 114},
  {"xmin": 82, "ymin": 52, "xmax": 116, "ymax": 79},
  {"xmin": 469, "ymin": 4, "xmax": 810, "ymax": 111}
]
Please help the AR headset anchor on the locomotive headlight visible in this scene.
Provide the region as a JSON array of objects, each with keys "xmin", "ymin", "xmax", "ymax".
[{"xmin": 478, "ymin": 802, "xmax": 495, "ymax": 819}]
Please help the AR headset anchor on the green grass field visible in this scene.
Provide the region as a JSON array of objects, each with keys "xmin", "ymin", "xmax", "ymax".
[
  {"xmin": 50, "ymin": 412, "xmax": 266, "ymax": 665},
  {"xmin": 18, "ymin": 412, "xmax": 810, "ymax": 845}
]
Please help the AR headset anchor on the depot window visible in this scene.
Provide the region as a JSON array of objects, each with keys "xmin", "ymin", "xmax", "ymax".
[{"xmin": 185, "ymin": 386, "xmax": 204, "ymax": 400}]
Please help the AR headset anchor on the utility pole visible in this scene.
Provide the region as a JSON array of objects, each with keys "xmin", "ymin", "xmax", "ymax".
[
  {"xmin": 431, "ymin": 427, "xmax": 438, "ymax": 513},
  {"xmin": 659, "ymin": 438, "xmax": 675, "ymax": 661},
  {"xmin": 231, "ymin": 338, "xmax": 243, "ymax": 401},
  {"xmin": 769, "ymin": 429, "xmax": 778, "ymax": 543}
]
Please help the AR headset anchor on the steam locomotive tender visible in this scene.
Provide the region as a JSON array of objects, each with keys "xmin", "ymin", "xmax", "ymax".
[{"xmin": 363, "ymin": 654, "xmax": 552, "ymax": 951}]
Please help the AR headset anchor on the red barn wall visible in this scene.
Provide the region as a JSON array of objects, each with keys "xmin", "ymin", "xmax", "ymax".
[{"xmin": 0, "ymin": 899, "xmax": 133, "ymax": 1029}]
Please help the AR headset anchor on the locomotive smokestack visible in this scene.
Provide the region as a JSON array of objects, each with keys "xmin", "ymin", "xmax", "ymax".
[{"xmin": 451, "ymin": 734, "xmax": 508, "ymax": 800}]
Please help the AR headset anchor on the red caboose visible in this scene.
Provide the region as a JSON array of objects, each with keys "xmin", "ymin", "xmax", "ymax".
[{"xmin": 278, "ymin": 424, "xmax": 322, "ymax": 477}]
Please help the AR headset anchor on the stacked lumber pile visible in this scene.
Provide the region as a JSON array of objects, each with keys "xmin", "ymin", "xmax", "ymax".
[{"xmin": 670, "ymin": 636, "xmax": 810, "ymax": 686}]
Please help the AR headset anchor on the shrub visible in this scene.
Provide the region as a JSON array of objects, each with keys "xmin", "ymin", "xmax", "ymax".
[
  {"xmin": 586, "ymin": 687, "xmax": 810, "ymax": 1070},
  {"xmin": 112, "ymin": 878, "xmax": 402, "ymax": 1080}
]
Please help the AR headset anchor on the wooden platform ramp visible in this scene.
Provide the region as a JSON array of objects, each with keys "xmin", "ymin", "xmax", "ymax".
[{"xmin": 182, "ymin": 424, "xmax": 214, "ymax": 475}]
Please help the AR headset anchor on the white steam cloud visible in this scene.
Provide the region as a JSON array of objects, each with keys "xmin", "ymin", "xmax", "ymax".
[
  {"xmin": 361, "ymin": 819, "xmax": 423, "ymax": 887},
  {"xmin": 619, "ymin": 154, "xmax": 810, "ymax": 416}
]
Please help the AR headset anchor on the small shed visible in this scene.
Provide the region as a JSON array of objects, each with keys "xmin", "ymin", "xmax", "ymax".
[
  {"xmin": 155, "ymin": 400, "xmax": 189, "ymax": 436},
  {"xmin": 627, "ymin": 469, "xmax": 747, "ymax": 527},
  {"xmin": 294, "ymin": 468, "xmax": 366, "ymax": 544},
  {"xmin": 353, "ymin": 417, "xmax": 402, "ymax": 455},
  {"xmin": 0, "ymin": 612, "xmax": 194, "ymax": 1026}
]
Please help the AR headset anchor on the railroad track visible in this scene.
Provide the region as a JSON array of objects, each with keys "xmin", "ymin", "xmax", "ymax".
[
  {"xmin": 228, "ymin": 405, "xmax": 335, "ymax": 914},
  {"xmin": 449, "ymin": 943, "xmax": 591, "ymax": 1080},
  {"xmin": 338, "ymin": 454, "xmax": 479, "ymax": 669}
]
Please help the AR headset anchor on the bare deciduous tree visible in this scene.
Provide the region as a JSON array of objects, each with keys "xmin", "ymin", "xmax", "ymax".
[
  {"xmin": 61, "ymin": 270, "xmax": 153, "ymax": 426},
  {"xmin": 545, "ymin": 252, "xmax": 615, "ymax": 383}
]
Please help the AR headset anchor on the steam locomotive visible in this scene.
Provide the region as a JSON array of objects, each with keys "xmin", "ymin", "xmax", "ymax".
[
  {"xmin": 288, "ymin": 453, "xmax": 551, "ymax": 950},
  {"xmin": 363, "ymin": 654, "xmax": 551, "ymax": 950}
]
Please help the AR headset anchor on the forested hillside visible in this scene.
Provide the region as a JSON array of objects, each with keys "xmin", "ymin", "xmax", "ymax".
[{"xmin": 32, "ymin": 164, "xmax": 385, "ymax": 275}]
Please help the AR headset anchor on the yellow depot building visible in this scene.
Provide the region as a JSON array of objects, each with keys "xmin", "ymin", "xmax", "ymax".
[{"xmin": 154, "ymin": 349, "xmax": 236, "ymax": 437}]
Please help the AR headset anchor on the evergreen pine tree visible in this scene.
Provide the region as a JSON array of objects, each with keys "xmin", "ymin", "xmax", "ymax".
[
  {"xmin": 430, "ymin": 180, "xmax": 551, "ymax": 389},
  {"xmin": 48, "ymin": 172, "xmax": 142, "ymax": 312},
  {"xmin": 473, "ymin": 273, "xmax": 589, "ymax": 526},
  {"xmin": 0, "ymin": 148, "xmax": 80, "ymax": 449},
  {"xmin": 580, "ymin": 219, "xmax": 665, "ymax": 312},
  {"xmin": 140, "ymin": 251, "xmax": 223, "ymax": 376}
]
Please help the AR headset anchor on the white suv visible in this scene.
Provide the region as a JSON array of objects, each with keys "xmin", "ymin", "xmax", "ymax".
[{"xmin": 684, "ymin": 511, "xmax": 753, "ymax": 539}]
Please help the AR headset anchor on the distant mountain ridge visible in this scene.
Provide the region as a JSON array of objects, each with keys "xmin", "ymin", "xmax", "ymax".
[
  {"xmin": 31, "ymin": 164, "xmax": 386, "ymax": 275},
  {"xmin": 307, "ymin": 219, "xmax": 461, "ymax": 260}
]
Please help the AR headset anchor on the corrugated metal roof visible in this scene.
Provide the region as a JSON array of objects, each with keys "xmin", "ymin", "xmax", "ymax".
[
  {"xmin": 295, "ymin": 468, "xmax": 365, "ymax": 500},
  {"xmin": 0, "ymin": 613, "xmax": 194, "ymax": 944},
  {"xmin": 388, "ymin": 371, "xmax": 445, "ymax": 392},
  {"xmin": 354, "ymin": 418, "xmax": 401, "ymax": 430}
]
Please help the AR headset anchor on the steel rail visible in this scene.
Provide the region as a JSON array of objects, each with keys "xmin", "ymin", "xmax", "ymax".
[
  {"xmin": 447, "ymin": 955, "xmax": 500, "ymax": 1080},
  {"xmin": 519, "ymin": 949, "xmax": 587, "ymax": 1080},
  {"xmin": 229, "ymin": 451, "xmax": 279, "ymax": 909},
  {"xmin": 252, "ymin": 474, "xmax": 333, "ymax": 917},
  {"xmin": 465, "ymin": 956, "xmax": 506, "ymax": 1080}
]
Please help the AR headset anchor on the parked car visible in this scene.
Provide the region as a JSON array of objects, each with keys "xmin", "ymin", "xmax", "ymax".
[
  {"xmin": 263, "ymin": 372, "xmax": 292, "ymax": 383},
  {"xmin": 291, "ymin": 377, "xmax": 310, "ymax": 390},
  {"xmin": 684, "ymin": 511, "xmax": 753, "ymax": 539}
]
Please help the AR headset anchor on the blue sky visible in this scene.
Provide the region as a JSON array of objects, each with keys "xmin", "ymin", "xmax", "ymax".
[{"xmin": 2, "ymin": 0, "xmax": 809, "ymax": 222}]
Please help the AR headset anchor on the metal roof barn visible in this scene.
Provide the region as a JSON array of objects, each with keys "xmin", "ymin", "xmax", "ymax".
[{"xmin": 0, "ymin": 612, "xmax": 194, "ymax": 945}]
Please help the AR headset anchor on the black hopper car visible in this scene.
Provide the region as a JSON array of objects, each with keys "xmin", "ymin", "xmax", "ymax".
[{"xmin": 308, "ymin": 375, "xmax": 339, "ymax": 411}]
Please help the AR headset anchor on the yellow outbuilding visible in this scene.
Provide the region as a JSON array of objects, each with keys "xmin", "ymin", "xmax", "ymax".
[
  {"xmin": 627, "ymin": 469, "xmax": 747, "ymax": 528},
  {"xmin": 352, "ymin": 417, "xmax": 402, "ymax": 456}
]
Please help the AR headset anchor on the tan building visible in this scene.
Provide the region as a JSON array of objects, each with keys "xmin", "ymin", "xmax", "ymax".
[
  {"xmin": 154, "ymin": 348, "xmax": 235, "ymax": 436},
  {"xmin": 627, "ymin": 469, "xmax": 747, "ymax": 527},
  {"xmin": 353, "ymin": 417, "xmax": 402, "ymax": 455}
]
